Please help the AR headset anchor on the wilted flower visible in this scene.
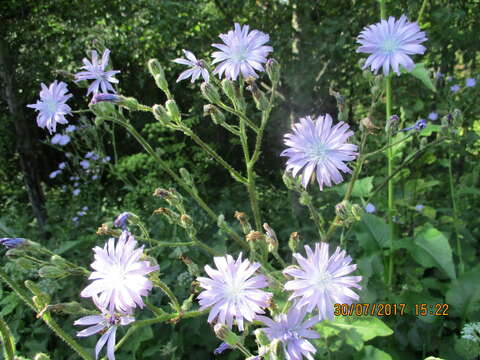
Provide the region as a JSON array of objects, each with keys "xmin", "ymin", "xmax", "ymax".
[
  {"xmin": 27, "ymin": 81, "xmax": 72, "ymax": 134},
  {"xmin": 80, "ymin": 231, "xmax": 159, "ymax": 313},
  {"xmin": 450, "ymin": 84, "xmax": 460, "ymax": 93},
  {"xmin": 466, "ymin": 78, "xmax": 476, "ymax": 87},
  {"xmin": 0, "ymin": 238, "xmax": 26, "ymax": 249},
  {"xmin": 400, "ymin": 119, "xmax": 426, "ymax": 132},
  {"xmin": 211, "ymin": 23, "xmax": 273, "ymax": 80},
  {"xmin": 49, "ymin": 170, "xmax": 62, "ymax": 179},
  {"xmin": 114, "ymin": 212, "xmax": 130, "ymax": 229},
  {"xmin": 257, "ymin": 306, "xmax": 320, "ymax": 360},
  {"xmin": 197, "ymin": 253, "xmax": 272, "ymax": 331},
  {"xmin": 75, "ymin": 49, "xmax": 120, "ymax": 96},
  {"xmin": 281, "ymin": 114, "xmax": 358, "ymax": 190},
  {"xmin": 356, "ymin": 15, "xmax": 427, "ymax": 75},
  {"xmin": 66, "ymin": 124, "xmax": 76, "ymax": 133},
  {"xmin": 364, "ymin": 203, "xmax": 376, "ymax": 213},
  {"xmin": 213, "ymin": 342, "xmax": 232, "ymax": 355},
  {"xmin": 283, "ymin": 243, "xmax": 362, "ymax": 319},
  {"xmin": 173, "ymin": 49, "xmax": 209, "ymax": 83},
  {"xmin": 90, "ymin": 93, "xmax": 120, "ymax": 105},
  {"xmin": 75, "ymin": 297, "xmax": 134, "ymax": 360},
  {"xmin": 428, "ymin": 112, "xmax": 438, "ymax": 121},
  {"xmin": 72, "ymin": 189, "xmax": 81, "ymax": 196},
  {"xmin": 80, "ymin": 160, "xmax": 90, "ymax": 169}
]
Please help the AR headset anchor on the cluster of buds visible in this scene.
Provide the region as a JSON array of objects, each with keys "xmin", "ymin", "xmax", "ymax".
[{"xmin": 335, "ymin": 200, "xmax": 363, "ymax": 226}]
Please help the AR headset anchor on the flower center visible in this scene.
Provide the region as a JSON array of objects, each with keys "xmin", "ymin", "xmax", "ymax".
[
  {"xmin": 232, "ymin": 45, "xmax": 248, "ymax": 62},
  {"xmin": 107, "ymin": 264, "xmax": 126, "ymax": 287},
  {"xmin": 381, "ymin": 37, "xmax": 398, "ymax": 54},
  {"xmin": 45, "ymin": 99, "xmax": 58, "ymax": 115},
  {"xmin": 282, "ymin": 329, "xmax": 300, "ymax": 342},
  {"xmin": 306, "ymin": 142, "xmax": 328, "ymax": 161},
  {"xmin": 224, "ymin": 281, "xmax": 243, "ymax": 302},
  {"xmin": 311, "ymin": 270, "xmax": 333, "ymax": 289}
]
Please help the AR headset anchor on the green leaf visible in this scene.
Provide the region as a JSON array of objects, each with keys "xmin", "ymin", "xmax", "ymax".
[
  {"xmin": 335, "ymin": 177, "xmax": 374, "ymax": 198},
  {"xmin": 355, "ymin": 214, "xmax": 391, "ymax": 252},
  {"xmin": 357, "ymin": 345, "xmax": 393, "ymax": 360},
  {"xmin": 446, "ymin": 266, "xmax": 480, "ymax": 319},
  {"xmin": 411, "ymin": 225, "xmax": 456, "ymax": 279},
  {"xmin": 402, "ymin": 63, "xmax": 436, "ymax": 92}
]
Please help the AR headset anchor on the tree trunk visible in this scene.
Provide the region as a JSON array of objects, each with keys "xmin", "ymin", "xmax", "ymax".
[{"xmin": 0, "ymin": 36, "xmax": 48, "ymax": 237}]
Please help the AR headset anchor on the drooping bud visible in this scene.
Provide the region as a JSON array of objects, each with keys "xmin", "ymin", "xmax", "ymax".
[
  {"xmin": 147, "ymin": 59, "xmax": 165, "ymax": 79},
  {"xmin": 165, "ymin": 100, "xmax": 181, "ymax": 123},
  {"xmin": 288, "ymin": 232, "xmax": 300, "ymax": 253},
  {"xmin": 90, "ymin": 93, "xmax": 120, "ymax": 106},
  {"xmin": 213, "ymin": 324, "xmax": 240, "ymax": 346},
  {"xmin": 203, "ymin": 104, "xmax": 225, "ymax": 125},
  {"xmin": 152, "ymin": 104, "xmax": 171, "ymax": 125},
  {"xmin": 113, "ymin": 212, "xmax": 130, "ymax": 229},
  {"xmin": 266, "ymin": 58, "xmax": 280, "ymax": 83},
  {"xmin": 0, "ymin": 237, "xmax": 26, "ymax": 249},
  {"xmin": 201, "ymin": 82, "xmax": 221, "ymax": 104}
]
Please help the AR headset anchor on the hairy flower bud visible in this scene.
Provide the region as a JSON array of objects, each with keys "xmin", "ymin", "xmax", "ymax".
[
  {"xmin": 154, "ymin": 74, "xmax": 169, "ymax": 94},
  {"xmin": 118, "ymin": 96, "xmax": 140, "ymax": 111},
  {"xmin": 266, "ymin": 58, "xmax": 280, "ymax": 83},
  {"xmin": 201, "ymin": 82, "xmax": 221, "ymax": 104},
  {"xmin": 148, "ymin": 59, "xmax": 165, "ymax": 78},
  {"xmin": 214, "ymin": 324, "xmax": 240, "ymax": 346},
  {"xmin": 153, "ymin": 104, "xmax": 171, "ymax": 125},
  {"xmin": 165, "ymin": 100, "xmax": 181, "ymax": 123},
  {"xmin": 263, "ymin": 223, "xmax": 278, "ymax": 253},
  {"xmin": 360, "ymin": 117, "xmax": 380, "ymax": 133},
  {"xmin": 38, "ymin": 265, "xmax": 68, "ymax": 279},
  {"xmin": 288, "ymin": 232, "xmax": 300, "ymax": 253},
  {"xmin": 204, "ymin": 104, "xmax": 225, "ymax": 125},
  {"xmin": 221, "ymin": 78, "xmax": 236, "ymax": 101},
  {"xmin": 386, "ymin": 114, "xmax": 399, "ymax": 134}
]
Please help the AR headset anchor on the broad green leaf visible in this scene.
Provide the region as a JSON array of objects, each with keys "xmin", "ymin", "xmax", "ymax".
[
  {"xmin": 446, "ymin": 266, "xmax": 480, "ymax": 318},
  {"xmin": 334, "ymin": 177, "xmax": 374, "ymax": 198},
  {"xmin": 355, "ymin": 214, "xmax": 391, "ymax": 252},
  {"xmin": 411, "ymin": 225, "xmax": 456, "ymax": 279},
  {"xmin": 357, "ymin": 345, "xmax": 393, "ymax": 360},
  {"xmin": 402, "ymin": 63, "xmax": 436, "ymax": 92}
]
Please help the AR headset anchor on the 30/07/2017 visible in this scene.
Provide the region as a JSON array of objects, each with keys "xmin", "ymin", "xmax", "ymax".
[{"xmin": 333, "ymin": 303, "xmax": 449, "ymax": 317}]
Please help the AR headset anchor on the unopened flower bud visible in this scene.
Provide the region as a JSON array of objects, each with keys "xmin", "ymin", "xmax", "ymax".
[
  {"xmin": 213, "ymin": 323, "xmax": 240, "ymax": 346},
  {"xmin": 266, "ymin": 58, "xmax": 280, "ymax": 83},
  {"xmin": 221, "ymin": 78, "xmax": 236, "ymax": 101},
  {"xmin": 351, "ymin": 204, "xmax": 363, "ymax": 221},
  {"xmin": 97, "ymin": 223, "xmax": 110, "ymax": 235},
  {"xmin": 118, "ymin": 96, "xmax": 140, "ymax": 111},
  {"xmin": 288, "ymin": 232, "xmax": 300, "ymax": 253},
  {"xmin": 201, "ymin": 82, "xmax": 221, "ymax": 104},
  {"xmin": 50, "ymin": 255, "xmax": 68, "ymax": 267},
  {"xmin": 386, "ymin": 114, "xmax": 399, "ymax": 133},
  {"xmin": 179, "ymin": 167, "xmax": 195, "ymax": 188},
  {"xmin": 153, "ymin": 104, "xmax": 171, "ymax": 125},
  {"xmin": 419, "ymin": 137, "xmax": 428, "ymax": 149},
  {"xmin": 165, "ymin": 100, "xmax": 181, "ymax": 123},
  {"xmin": 203, "ymin": 104, "xmax": 225, "ymax": 125},
  {"xmin": 5, "ymin": 248, "xmax": 24, "ymax": 258},
  {"xmin": 282, "ymin": 171, "xmax": 298, "ymax": 190},
  {"xmin": 299, "ymin": 192, "xmax": 312, "ymax": 206},
  {"xmin": 155, "ymin": 73, "xmax": 169, "ymax": 93},
  {"xmin": 34, "ymin": 353, "xmax": 51, "ymax": 360},
  {"xmin": 147, "ymin": 59, "xmax": 165, "ymax": 79},
  {"xmin": 95, "ymin": 116, "xmax": 105, "ymax": 126},
  {"xmin": 263, "ymin": 223, "xmax": 278, "ymax": 253},
  {"xmin": 246, "ymin": 230, "xmax": 265, "ymax": 243},
  {"xmin": 254, "ymin": 328, "xmax": 270, "ymax": 346},
  {"xmin": 15, "ymin": 258, "xmax": 37, "ymax": 270},
  {"xmin": 38, "ymin": 265, "xmax": 68, "ymax": 279},
  {"xmin": 114, "ymin": 212, "xmax": 130, "ymax": 229},
  {"xmin": 360, "ymin": 117, "xmax": 380, "ymax": 133},
  {"xmin": 180, "ymin": 214, "xmax": 193, "ymax": 228},
  {"xmin": 90, "ymin": 93, "xmax": 120, "ymax": 106},
  {"xmin": 251, "ymin": 86, "xmax": 269, "ymax": 111}
]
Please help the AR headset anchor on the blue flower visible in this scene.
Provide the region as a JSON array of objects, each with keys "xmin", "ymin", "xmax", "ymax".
[
  {"xmin": 400, "ymin": 119, "xmax": 426, "ymax": 132},
  {"xmin": 415, "ymin": 204, "xmax": 424, "ymax": 212},
  {"xmin": 0, "ymin": 238, "xmax": 26, "ymax": 249},
  {"xmin": 75, "ymin": 49, "xmax": 120, "ymax": 96},
  {"xmin": 113, "ymin": 212, "xmax": 130, "ymax": 229},
  {"xmin": 428, "ymin": 112, "xmax": 438, "ymax": 121},
  {"xmin": 466, "ymin": 78, "xmax": 476, "ymax": 88},
  {"xmin": 213, "ymin": 342, "xmax": 231, "ymax": 355},
  {"xmin": 364, "ymin": 203, "xmax": 376, "ymax": 213},
  {"xmin": 450, "ymin": 84, "xmax": 460, "ymax": 93},
  {"xmin": 90, "ymin": 93, "xmax": 120, "ymax": 105}
]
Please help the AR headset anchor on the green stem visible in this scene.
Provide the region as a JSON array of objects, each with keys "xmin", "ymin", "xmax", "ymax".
[
  {"xmin": 152, "ymin": 279, "xmax": 182, "ymax": 313},
  {"xmin": 304, "ymin": 195, "xmax": 326, "ymax": 239},
  {"xmin": 363, "ymin": 132, "xmax": 414, "ymax": 158},
  {"xmin": 386, "ymin": 75, "xmax": 395, "ymax": 289},
  {"xmin": 188, "ymin": 232, "xmax": 220, "ymax": 256},
  {"xmin": 417, "ymin": 0, "xmax": 429, "ymax": 25},
  {"xmin": 146, "ymin": 241, "xmax": 196, "ymax": 252},
  {"xmin": 448, "ymin": 151, "xmax": 464, "ymax": 275},
  {"xmin": 0, "ymin": 268, "xmax": 36, "ymax": 311},
  {"xmin": 0, "ymin": 317, "xmax": 15, "ymax": 360},
  {"xmin": 108, "ymin": 117, "xmax": 247, "ymax": 250},
  {"xmin": 217, "ymin": 102, "xmax": 259, "ymax": 133}
]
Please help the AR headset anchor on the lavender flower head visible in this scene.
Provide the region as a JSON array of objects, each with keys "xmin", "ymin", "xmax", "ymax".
[
  {"xmin": 211, "ymin": 23, "xmax": 273, "ymax": 80},
  {"xmin": 450, "ymin": 84, "xmax": 460, "ymax": 93},
  {"xmin": 90, "ymin": 93, "xmax": 120, "ymax": 105},
  {"xmin": 27, "ymin": 81, "xmax": 72, "ymax": 134},
  {"xmin": 75, "ymin": 49, "xmax": 120, "ymax": 96},
  {"xmin": 283, "ymin": 243, "xmax": 362, "ymax": 319},
  {"xmin": 257, "ymin": 306, "xmax": 320, "ymax": 360},
  {"xmin": 80, "ymin": 231, "xmax": 159, "ymax": 313},
  {"xmin": 428, "ymin": 112, "xmax": 438, "ymax": 121},
  {"xmin": 173, "ymin": 49, "xmax": 209, "ymax": 83},
  {"xmin": 400, "ymin": 118, "xmax": 427, "ymax": 132},
  {"xmin": 75, "ymin": 296, "xmax": 134, "ymax": 360},
  {"xmin": 114, "ymin": 212, "xmax": 130, "ymax": 229},
  {"xmin": 197, "ymin": 253, "xmax": 272, "ymax": 331},
  {"xmin": 51, "ymin": 134, "xmax": 70, "ymax": 146},
  {"xmin": 281, "ymin": 114, "xmax": 358, "ymax": 190},
  {"xmin": 49, "ymin": 170, "xmax": 62, "ymax": 179},
  {"xmin": 364, "ymin": 203, "xmax": 376, "ymax": 213},
  {"xmin": 66, "ymin": 124, "xmax": 77, "ymax": 133},
  {"xmin": 357, "ymin": 15, "xmax": 427, "ymax": 75},
  {"xmin": 0, "ymin": 238, "xmax": 26, "ymax": 249}
]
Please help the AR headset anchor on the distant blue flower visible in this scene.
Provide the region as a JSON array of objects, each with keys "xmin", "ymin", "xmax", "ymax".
[
  {"xmin": 58, "ymin": 162, "xmax": 67, "ymax": 170},
  {"xmin": 73, "ymin": 182, "xmax": 79, "ymax": 188},
  {"xmin": 75, "ymin": 49, "xmax": 120, "ymax": 96},
  {"xmin": 364, "ymin": 203, "xmax": 376, "ymax": 213},
  {"xmin": 434, "ymin": 71, "xmax": 444, "ymax": 79},
  {"xmin": 90, "ymin": 93, "xmax": 120, "ymax": 105},
  {"xmin": 428, "ymin": 112, "xmax": 438, "ymax": 121},
  {"xmin": 102, "ymin": 156, "xmax": 111, "ymax": 163},
  {"xmin": 73, "ymin": 189, "xmax": 81, "ymax": 196},
  {"xmin": 0, "ymin": 238, "xmax": 26, "ymax": 249},
  {"xmin": 211, "ymin": 23, "xmax": 273, "ymax": 80},
  {"xmin": 114, "ymin": 212, "xmax": 130, "ymax": 229},
  {"xmin": 213, "ymin": 342, "xmax": 231, "ymax": 355},
  {"xmin": 80, "ymin": 160, "xmax": 90, "ymax": 169},
  {"xmin": 92, "ymin": 175, "xmax": 99, "ymax": 180},
  {"xmin": 27, "ymin": 81, "xmax": 72, "ymax": 134},
  {"xmin": 466, "ymin": 78, "xmax": 476, "ymax": 87},
  {"xmin": 415, "ymin": 204, "xmax": 424, "ymax": 212},
  {"xmin": 51, "ymin": 134, "xmax": 70, "ymax": 146},
  {"xmin": 357, "ymin": 15, "xmax": 427, "ymax": 75},
  {"xmin": 450, "ymin": 84, "xmax": 460, "ymax": 93},
  {"xmin": 72, "ymin": 217, "xmax": 79, "ymax": 222},
  {"xmin": 85, "ymin": 152, "xmax": 95, "ymax": 159},
  {"xmin": 66, "ymin": 125, "xmax": 76, "ymax": 133},
  {"xmin": 400, "ymin": 119, "xmax": 426, "ymax": 132},
  {"xmin": 173, "ymin": 49, "xmax": 210, "ymax": 83},
  {"xmin": 281, "ymin": 114, "xmax": 358, "ymax": 190},
  {"xmin": 49, "ymin": 170, "xmax": 62, "ymax": 179},
  {"xmin": 77, "ymin": 211, "xmax": 87, "ymax": 217},
  {"xmin": 83, "ymin": 206, "xmax": 89, "ymax": 211}
]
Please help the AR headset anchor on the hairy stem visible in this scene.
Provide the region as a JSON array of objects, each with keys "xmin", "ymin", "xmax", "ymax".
[
  {"xmin": 0, "ymin": 317, "xmax": 15, "ymax": 360},
  {"xmin": 152, "ymin": 278, "xmax": 182, "ymax": 313},
  {"xmin": 448, "ymin": 150, "xmax": 464, "ymax": 275}
]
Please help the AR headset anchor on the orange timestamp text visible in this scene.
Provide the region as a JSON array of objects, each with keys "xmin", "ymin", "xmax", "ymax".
[{"xmin": 334, "ymin": 303, "xmax": 449, "ymax": 317}]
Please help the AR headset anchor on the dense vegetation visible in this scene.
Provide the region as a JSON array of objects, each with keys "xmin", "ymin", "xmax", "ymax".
[{"xmin": 0, "ymin": 1, "xmax": 479, "ymax": 359}]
